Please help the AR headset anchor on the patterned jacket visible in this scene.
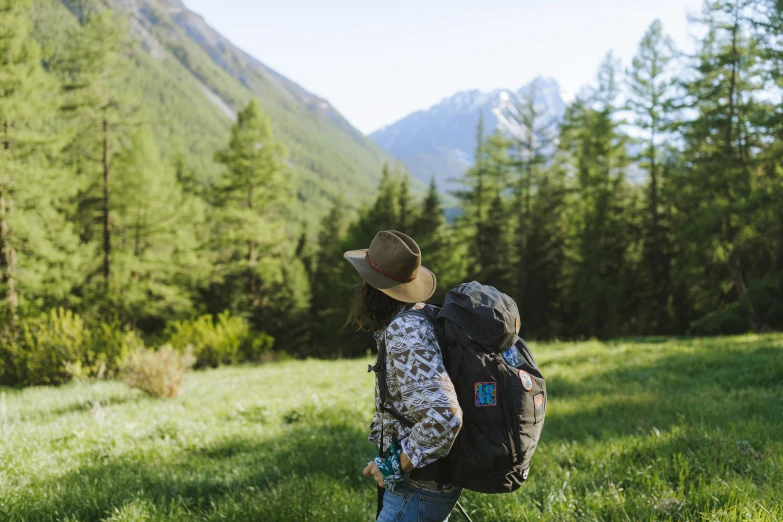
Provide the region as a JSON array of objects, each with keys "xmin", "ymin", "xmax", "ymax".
[{"xmin": 369, "ymin": 304, "xmax": 463, "ymax": 469}]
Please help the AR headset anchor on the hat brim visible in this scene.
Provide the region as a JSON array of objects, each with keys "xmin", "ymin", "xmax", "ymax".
[{"xmin": 343, "ymin": 249, "xmax": 437, "ymax": 304}]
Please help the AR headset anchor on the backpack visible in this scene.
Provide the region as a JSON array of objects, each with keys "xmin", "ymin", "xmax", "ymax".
[{"xmin": 377, "ymin": 281, "xmax": 547, "ymax": 494}]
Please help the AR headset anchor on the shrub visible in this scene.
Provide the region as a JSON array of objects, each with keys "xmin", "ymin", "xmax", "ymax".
[
  {"xmin": 84, "ymin": 320, "xmax": 145, "ymax": 379},
  {"xmin": 0, "ymin": 308, "xmax": 88, "ymax": 386},
  {"xmin": 123, "ymin": 345, "xmax": 195, "ymax": 399},
  {"xmin": 242, "ymin": 331, "xmax": 275, "ymax": 361},
  {"xmin": 0, "ymin": 309, "xmax": 144, "ymax": 387},
  {"xmin": 165, "ymin": 311, "xmax": 273, "ymax": 368}
]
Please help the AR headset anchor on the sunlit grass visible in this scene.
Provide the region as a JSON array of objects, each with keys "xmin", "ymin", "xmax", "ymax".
[{"xmin": 1, "ymin": 334, "xmax": 781, "ymax": 521}]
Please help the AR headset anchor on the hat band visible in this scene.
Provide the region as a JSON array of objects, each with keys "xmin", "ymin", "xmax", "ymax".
[{"xmin": 365, "ymin": 252, "xmax": 417, "ymax": 283}]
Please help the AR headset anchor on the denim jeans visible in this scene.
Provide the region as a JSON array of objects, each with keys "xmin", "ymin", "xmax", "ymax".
[{"xmin": 376, "ymin": 483, "xmax": 463, "ymax": 522}]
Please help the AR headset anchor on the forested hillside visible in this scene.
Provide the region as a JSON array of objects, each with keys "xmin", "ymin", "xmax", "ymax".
[
  {"xmin": 34, "ymin": 0, "xmax": 393, "ymax": 212},
  {"xmin": 0, "ymin": 0, "xmax": 398, "ymax": 386},
  {"xmin": 2, "ymin": 0, "xmax": 783, "ymax": 388}
]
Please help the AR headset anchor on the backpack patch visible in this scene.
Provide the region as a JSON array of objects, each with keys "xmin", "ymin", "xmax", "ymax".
[
  {"xmin": 474, "ymin": 382, "xmax": 497, "ymax": 407},
  {"xmin": 534, "ymin": 392, "xmax": 545, "ymax": 424},
  {"xmin": 518, "ymin": 370, "xmax": 534, "ymax": 391}
]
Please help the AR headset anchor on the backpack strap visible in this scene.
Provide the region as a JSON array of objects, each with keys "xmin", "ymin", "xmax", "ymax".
[
  {"xmin": 393, "ymin": 309, "xmax": 433, "ymax": 323},
  {"xmin": 495, "ymin": 355, "xmax": 522, "ymax": 466},
  {"xmin": 395, "ymin": 307, "xmax": 450, "ymax": 368},
  {"xmin": 376, "ymin": 313, "xmax": 416, "ymax": 429}
]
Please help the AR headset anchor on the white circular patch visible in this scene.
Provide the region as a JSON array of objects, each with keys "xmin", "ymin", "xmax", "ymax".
[{"xmin": 518, "ymin": 370, "xmax": 533, "ymax": 391}]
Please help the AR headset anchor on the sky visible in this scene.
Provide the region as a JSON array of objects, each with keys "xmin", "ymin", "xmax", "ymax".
[{"xmin": 183, "ymin": 0, "xmax": 705, "ymax": 135}]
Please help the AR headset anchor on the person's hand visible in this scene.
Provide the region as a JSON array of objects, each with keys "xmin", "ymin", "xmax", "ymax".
[
  {"xmin": 363, "ymin": 461, "xmax": 385, "ymax": 488},
  {"xmin": 365, "ymin": 443, "xmax": 412, "ymax": 490}
]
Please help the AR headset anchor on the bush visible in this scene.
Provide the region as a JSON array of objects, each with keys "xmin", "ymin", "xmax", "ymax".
[
  {"xmin": 123, "ymin": 345, "xmax": 195, "ymax": 399},
  {"xmin": 165, "ymin": 311, "xmax": 273, "ymax": 368},
  {"xmin": 0, "ymin": 309, "xmax": 143, "ymax": 387},
  {"xmin": 84, "ymin": 320, "xmax": 145, "ymax": 379},
  {"xmin": 242, "ymin": 331, "xmax": 276, "ymax": 361},
  {"xmin": 0, "ymin": 308, "xmax": 87, "ymax": 386}
]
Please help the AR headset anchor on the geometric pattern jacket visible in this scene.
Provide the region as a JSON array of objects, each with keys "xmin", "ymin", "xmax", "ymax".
[{"xmin": 369, "ymin": 303, "xmax": 463, "ymax": 470}]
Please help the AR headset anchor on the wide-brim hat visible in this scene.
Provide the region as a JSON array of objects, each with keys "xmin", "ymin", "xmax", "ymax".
[{"xmin": 344, "ymin": 230, "xmax": 437, "ymax": 303}]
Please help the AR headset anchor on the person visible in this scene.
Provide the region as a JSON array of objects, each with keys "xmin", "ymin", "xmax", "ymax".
[{"xmin": 344, "ymin": 230, "xmax": 464, "ymax": 522}]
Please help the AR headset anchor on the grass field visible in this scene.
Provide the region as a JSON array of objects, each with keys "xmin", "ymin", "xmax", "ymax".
[{"xmin": 1, "ymin": 335, "xmax": 782, "ymax": 521}]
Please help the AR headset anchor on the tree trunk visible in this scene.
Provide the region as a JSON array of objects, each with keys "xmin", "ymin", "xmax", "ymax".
[
  {"xmin": 134, "ymin": 207, "xmax": 143, "ymax": 258},
  {"xmin": 132, "ymin": 206, "xmax": 143, "ymax": 283},
  {"xmin": 474, "ymin": 116, "xmax": 485, "ymax": 277},
  {"xmin": 0, "ymin": 183, "xmax": 19, "ymax": 319},
  {"xmin": 648, "ymin": 125, "xmax": 664, "ymax": 330},
  {"xmin": 475, "ymin": 164, "xmax": 484, "ymax": 277},
  {"xmin": 722, "ymin": 17, "xmax": 758, "ymax": 332},
  {"xmin": 2, "ymin": 120, "xmax": 18, "ymax": 319},
  {"xmin": 102, "ymin": 110, "xmax": 111, "ymax": 292},
  {"xmin": 247, "ymin": 184, "xmax": 256, "ymax": 296},
  {"xmin": 724, "ymin": 25, "xmax": 737, "ymax": 156},
  {"xmin": 649, "ymin": 129, "xmax": 658, "ymax": 251}
]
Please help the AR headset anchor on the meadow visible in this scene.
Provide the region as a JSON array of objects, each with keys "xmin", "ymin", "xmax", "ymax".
[{"xmin": 1, "ymin": 334, "xmax": 781, "ymax": 521}]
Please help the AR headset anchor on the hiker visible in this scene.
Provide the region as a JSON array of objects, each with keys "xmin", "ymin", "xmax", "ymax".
[{"xmin": 345, "ymin": 230, "xmax": 464, "ymax": 522}]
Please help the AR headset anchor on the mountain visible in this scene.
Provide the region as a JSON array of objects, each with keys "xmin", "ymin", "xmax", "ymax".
[
  {"xmin": 32, "ymin": 0, "xmax": 394, "ymax": 218},
  {"xmin": 370, "ymin": 77, "xmax": 567, "ymax": 191}
]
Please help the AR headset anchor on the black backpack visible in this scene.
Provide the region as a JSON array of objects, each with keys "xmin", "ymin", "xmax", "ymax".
[{"xmin": 377, "ymin": 281, "xmax": 547, "ymax": 494}]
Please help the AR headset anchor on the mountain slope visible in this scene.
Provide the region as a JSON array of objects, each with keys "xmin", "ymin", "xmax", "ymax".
[
  {"xmin": 371, "ymin": 77, "xmax": 567, "ymax": 191},
  {"xmin": 35, "ymin": 0, "xmax": 395, "ymax": 218}
]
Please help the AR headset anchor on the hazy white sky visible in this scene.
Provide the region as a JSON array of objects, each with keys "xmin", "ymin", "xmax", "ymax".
[{"xmin": 183, "ymin": 0, "xmax": 705, "ymax": 134}]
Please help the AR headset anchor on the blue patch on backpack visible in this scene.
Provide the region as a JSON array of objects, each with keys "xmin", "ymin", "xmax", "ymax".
[{"xmin": 474, "ymin": 382, "xmax": 497, "ymax": 407}]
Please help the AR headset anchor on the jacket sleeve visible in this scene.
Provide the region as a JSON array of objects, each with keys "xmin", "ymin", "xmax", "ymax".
[{"xmin": 385, "ymin": 315, "xmax": 463, "ymax": 468}]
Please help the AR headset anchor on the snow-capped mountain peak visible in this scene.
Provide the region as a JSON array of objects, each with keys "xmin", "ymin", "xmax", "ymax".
[{"xmin": 370, "ymin": 77, "xmax": 566, "ymax": 190}]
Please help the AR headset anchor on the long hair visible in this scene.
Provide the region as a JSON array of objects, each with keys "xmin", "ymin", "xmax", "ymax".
[{"xmin": 346, "ymin": 282, "xmax": 405, "ymax": 332}]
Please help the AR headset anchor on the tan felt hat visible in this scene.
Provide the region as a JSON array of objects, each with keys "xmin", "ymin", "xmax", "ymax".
[{"xmin": 344, "ymin": 230, "xmax": 437, "ymax": 304}]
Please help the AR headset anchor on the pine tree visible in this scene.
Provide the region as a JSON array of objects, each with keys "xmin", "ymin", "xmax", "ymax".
[
  {"xmin": 453, "ymin": 113, "xmax": 488, "ymax": 279},
  {"xmin": 0, "ymin": 0, "xmax": 80, "ymax": 319},
  {"xmin": 212, "ymin": 99, "xmax": 290, "ymax": 309},
  {"xmin": 564, "ymin": 53, "xmax": 634, "ymax": 338},
  {"xmin": 347, "ymin": 163, "xmax": 401, "ymax": 247},
  {"xmin": 174, "ymin": 149, "xmax": 204, "ymax": 197},
  {"xmin": 674, "ymin": 0, "xmax": 765, "ymax": 333},
  {"xmin": 509, "ymin": 77, "xmax": 559, "ymax": 314},
  {"xmin": 747, "ymin": 0, "xmax": 783, "ymax": 328},
  {"xmin": 475, "ymin": 111, "xmax": 486, "ymax": 186},
  {"xmin": 308, "ymin": 199, "xmax": 351, "ymax": 356},
  {"xmin": 413, "ymin": 179, "xmax": 446, "ymax": 252},
  {"xmin": 374, "ymin": 163, "xmax": 401, "ymax": 231},
  {"xmin": 0, "ymin": 0, "xmax": 36, "ymax": 317},
  {"xmin": 521, "ymin": 157, "xmax": 569, "ymax": 339},
  {"xmin": 412, "ymin": 178, "xmax": 456, "ymax": 300},
  {"xmin": 481, "ymin": 191, "xmax": 513, "ymax": 291},
  {"xmin": 110, "ymin": 126, "xmax": 208, "ymax": 326},
  {"xmin": 627, "ymin": 19, "xmax": 677, "ymax": 332},
  {"xmin": 396, "ymin": 172, "xmax": 415, "ymax": 233},
  {"xmin": 56, "ymin": 9, "xmax": 133, "ymax": 294},
  {"xmin": 465, "ymin": 130, "xmax": 514, "ymax": 290}
]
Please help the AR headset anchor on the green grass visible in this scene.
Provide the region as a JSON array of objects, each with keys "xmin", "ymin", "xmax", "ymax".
[{"xmin": 1, "ymin": 334, "xmax": 782, "ymax": 521}]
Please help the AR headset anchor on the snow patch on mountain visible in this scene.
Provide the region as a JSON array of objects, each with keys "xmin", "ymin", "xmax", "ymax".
[{"xmin": 370, "ymin": 77, "xmax": 566, "ymax": 191}]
